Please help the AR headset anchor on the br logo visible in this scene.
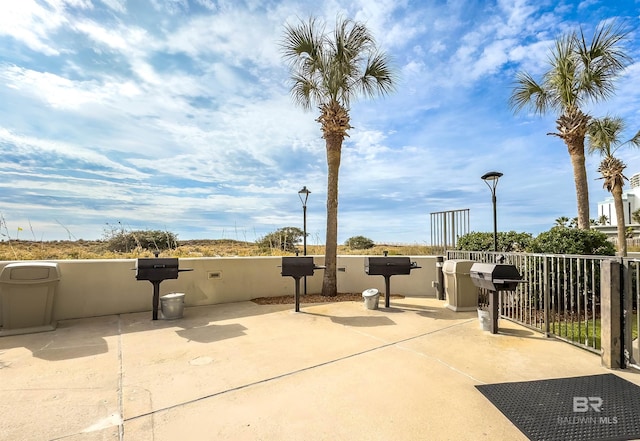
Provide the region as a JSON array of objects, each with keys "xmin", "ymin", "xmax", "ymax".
[{"xmin": 573, "ymin": 397, "xmax": 603, "ymax": 412}]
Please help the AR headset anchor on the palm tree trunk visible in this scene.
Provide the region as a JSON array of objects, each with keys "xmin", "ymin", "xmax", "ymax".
[
  {"xmin": 613, "ymin": 185, "xmax": 627, "ymax": 256},
  {"xmin": 568, "ymin": 147, "xmax": 590, "ymax": 230},
  {"xmin": 322, "ymin": 134, "xmax": 342, "ymax": 296}
]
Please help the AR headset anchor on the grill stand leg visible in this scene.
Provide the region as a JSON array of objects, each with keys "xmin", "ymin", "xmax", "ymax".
[
  {"xmin": 152, "ymin": 281, "xmax": 161, "ymax": 321},
  {"xmin": 489, "ymin": 290, "xmax": 499, "ymax": 334},
  {"xmin": 384, "ymin": 276, "xmax": 391, "ymax": 308},
  {"xmin": 294, "ymin": 277, "xmax": 301, "ymax": 313}
]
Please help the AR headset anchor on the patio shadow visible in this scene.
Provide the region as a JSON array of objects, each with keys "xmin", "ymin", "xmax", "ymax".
[
  {"xmin": 176, "ymin": 323, "xmax": 247, "ymax": 343},
  {"xmin": 330, "ymin": 316, "xmax": 396, "ymax": 327}
]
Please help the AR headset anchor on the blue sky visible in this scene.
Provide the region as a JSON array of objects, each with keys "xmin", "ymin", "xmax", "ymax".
[{"xmin": 0, "ymin": 0, "xmax": 639, "ymax": 245}]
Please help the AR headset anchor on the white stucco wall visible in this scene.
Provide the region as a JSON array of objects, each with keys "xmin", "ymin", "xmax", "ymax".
[{"xmin": 0, "ymin": 255, "xmax": 439, "ymax": 322}]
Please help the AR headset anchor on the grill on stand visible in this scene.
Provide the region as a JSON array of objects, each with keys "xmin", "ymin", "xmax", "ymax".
[
  {"xmin": 280, "ymin": 256, "xmax": 325, "ymax": 312},
  {"xmin": 469, "ymin": 263, "xmax": 525, "ymax": 334},
  {"xmin": 134, "ymin": 256, "xmax": 193, "ymax": 320},
  {"xmin": 364, "ymin": 255, "xmax": 421, "ymax": 308}
]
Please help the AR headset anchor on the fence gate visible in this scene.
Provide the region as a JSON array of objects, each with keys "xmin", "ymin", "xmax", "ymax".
[
  {"xmin": 623, "ymin": 259, "xmax": 640, "ymax": 370},
  {"xmin": 430, "ymin": 209, "xmax": 469, "ymax": 255}
]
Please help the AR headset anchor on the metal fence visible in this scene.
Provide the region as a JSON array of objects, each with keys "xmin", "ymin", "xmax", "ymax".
[
  {"xmin": 446, "ymin": 250, "xmax": 610, "ymax": 354},
  {"xmin": 623, "ymin": 259, "xmax": 640, "ymax": 370},
  {"xmin": 430, "ymin": 209, "xmax": 470, "ymax": 255}
]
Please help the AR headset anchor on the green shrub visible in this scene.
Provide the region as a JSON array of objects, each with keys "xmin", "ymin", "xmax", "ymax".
[
  {"xmin": 104, "ymin": 229, "xmax": 178, "ymax": 253},
  {"xmin": 256, "ymin": 227, "xmax": 305, "ymax": 252},
  {"xmin": 526, "ymin": 227, "xmax": 615, "ymax": 255},
  {"xmin": 456, "ymin": 231, "xmax": 533, "ymax": 252},
  {"xmin": 345, "ymin": 235, "xmax": 375, "ymax": 250}
]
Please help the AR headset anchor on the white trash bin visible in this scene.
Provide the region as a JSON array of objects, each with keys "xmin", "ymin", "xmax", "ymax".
[
  {"xmin": 362, "ymin": 288, "xmax": 380, "ymax": 310},
  {"xmin": 160, "ymin": 292, "xmax": 185, "ymax": 320},
  {"xmin": 0, "ymin": 262, "xmax": 60, "ymax": 336}
]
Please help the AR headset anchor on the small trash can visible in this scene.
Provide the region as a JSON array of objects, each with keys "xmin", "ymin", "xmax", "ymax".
[
  {"xmin": 0, "ymin": 262, "xmax": 60, "ymax": 336},
  {"xmin": 362, "ymin": 288, "xmax": 380, "ymax": 310},
  {"xmin": 160, "ymin": 292, "xmax": 185, "ymax": 320},
  {"xmin": 478, "ymin": 309, "xmax": 491, "ymax": 331}
]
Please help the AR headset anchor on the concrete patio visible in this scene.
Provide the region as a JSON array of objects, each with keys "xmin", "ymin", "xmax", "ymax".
[{"xmin": 2, "ymin": 296, "xmax": 639, "ymax": 441}]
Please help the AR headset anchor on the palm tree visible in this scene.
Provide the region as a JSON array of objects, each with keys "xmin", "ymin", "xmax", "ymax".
[
  {"xmin": 587, "ymin": 116, "xmax": 640, "ymax": 256},
  {"xmin": 510, "ymin": 23, "xmax": 631, "ymax": 230},
  {"xmin": 554, "ymin": 216, "xmax": 570, "ymax": 227},
  {"xmin": 281, "ymin": 17, "xmax": 395, "ymax": 296}
]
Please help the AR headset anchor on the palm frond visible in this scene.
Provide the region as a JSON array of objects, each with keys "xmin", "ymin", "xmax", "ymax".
[
  {"xmin": 333, "ymin": 17, "xmax": 373, "ymax": 66},
  {"xmin": 290, "ymin": 74, "xmax": 321, "ymax": 110},
  {"xmin": 544, "ymin": 32, "xmax": 578, "ymax": 109},
  {"xmin": 588, "ymin": 115, "xmax": 640, "ymax": 163},
  {"xmin": 627, "ymin": 129, "xmax": 640, "ymax": 148},
  {"xmin": 587, "ymin": 116, "xmax": 624, "ymax": 155},
  {"xmin": 357, "ymin": 52, "xmax": 396, "ymax": 98},
  {"xmin": 511, "ymin": 21, "xmax": 631, "ymax": 120},
  {"xmin": 509, "ymin": 71, "xmax": 550, "ymax": 114},
  {"xmin": 280, "ymin": 16, "xmax": 396, "ymax": 113},
  {"xmin": 575, "ymin": 22, "xmax": 632, "ymax": 103},
  {"xmin": 280, "ymin": 17, "xmax": 324, "ymax": 67}
]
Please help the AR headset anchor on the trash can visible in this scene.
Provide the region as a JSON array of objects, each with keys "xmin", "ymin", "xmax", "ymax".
[
  {"xmin": 362, "ymin": 288, "xmax": 380, "ymax": 310},
  {"xmin": 160, "ymin": 292, "xmax": 185, "ymax": 319},
  {"xmin": 0, "ymin": 262, "xmax": 60, "ymax": 336},
  {"xmin": 441, "ymin": 260, "xmax": 478, "ymax": 312}
]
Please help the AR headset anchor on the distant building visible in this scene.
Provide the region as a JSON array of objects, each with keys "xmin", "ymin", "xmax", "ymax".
[
  {"xmin": 594, "ymin": 172, "xmax": 640, "ymax": 239},
  {"xmin": 597, "ymin": 172, "xmax": 640, "ymax": 225}
]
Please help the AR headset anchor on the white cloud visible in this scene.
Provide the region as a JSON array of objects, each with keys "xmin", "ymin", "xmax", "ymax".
[
  {"xmin": 1, "ymin": 0, "xmax": 639, "ymax": 242},
  {"xmin": 99, "ymin": 0, "xmax": 126, "ymax": 13},
  {"xmin": 0, "ymin": 1, "xmax": 69, "ymax": 55},
  {"xmin": 73, "ymin": 19, "xmax": 151, "ymax": 54},
  {"xmin": 0, "ymin": 128, "xmax": 147, "ymax": 179},
  {"xmin": 150, "ymin": 0, "xmax": 190, "ymax": 15},
  {"xmin": 0, "ymin": 64, "xmax": 146, "ymax": 110}
]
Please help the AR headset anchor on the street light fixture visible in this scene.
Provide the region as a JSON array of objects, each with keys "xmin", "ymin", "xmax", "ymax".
[
  {"xmin": 298, "ymin": 186, "xmax": 311, "ymax": 295},
  {"xmin": 481, "ymin": 171, "xmax": 503, "ymax": 252},
  {"xmin": 298, "ymin": 186, "xmax": 310, "ymax": 256}
]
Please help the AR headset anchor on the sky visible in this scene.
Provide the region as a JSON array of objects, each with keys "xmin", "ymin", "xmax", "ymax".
[{"xmin": 0, "ymin": 0, "xmax": 639, "ymax": 245}]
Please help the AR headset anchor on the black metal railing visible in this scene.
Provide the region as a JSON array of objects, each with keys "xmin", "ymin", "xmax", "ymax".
[
  {"xmin": 622, "ymin": 259, "xmax": 640, "ymax": 370},
  {"xmin": 446, "ymin": 250, "xmax": 608, "ymax": 353}
]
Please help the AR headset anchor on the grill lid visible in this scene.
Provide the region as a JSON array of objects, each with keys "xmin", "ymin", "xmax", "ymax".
[
  {"xmin": 136, "ymin": 257, "xmax": 179, "ymax": 269},
  {"xmin": 135, "ymin": 257, "xmax": 181, "ymax": 281},
  {"xmin": 469, "ymin": 263, "xmax": 521, "ymax": 280},
  {"xmin": 364, "ymin": 257, "xmax": 420, "ymax": 276},
  {"xmin": 469, "ymin": 262, "xmax": 523, "ymax": 291},
  {"xmin": 281, "ymin": 256, "xmax": 325, "ymax": 277}
]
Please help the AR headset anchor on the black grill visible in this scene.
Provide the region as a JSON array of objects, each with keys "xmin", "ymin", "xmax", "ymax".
[
  {"xmin": 365, "ymin": 257, "xmax": 416, "ymax": 276},
  {"xmin": 134, "ymin": 257, "xmax": 193, "ymax": 320},
  {"xmin": 281, "ymin": 256, "xmax": 317, "ymax": 278},
  {"xmin": 280, "ymin": 256, "xmax": 325, "ymax": 312},
  {"xmin": 469, "ymin": 263, "xmax": 523, "ymax": 292},
  {"xmin": 364, "ymin": 256, "xmax": 421, "ymax": 307},
  {"xmin": 136, "ymin": 258, "xmax": 180, "ymax": 281},
  {"xmin": 469, "ymin": 262, "xmax": 525, "ymax": 334}
]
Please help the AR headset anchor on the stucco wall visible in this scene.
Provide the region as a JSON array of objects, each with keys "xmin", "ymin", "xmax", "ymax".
[{"xmin": 0, "ymin": 255, "xmax": 438, "ymax": 321}]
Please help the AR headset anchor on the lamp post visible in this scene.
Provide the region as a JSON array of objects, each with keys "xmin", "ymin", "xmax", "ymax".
[
  {"xmin": 298, "ymin": 186, "xmax": 310, "ymax": 255},
  {"xmin": 481, "ymin": 171, "xmax": 503, "ymax": 252},
  {"xmin": 298, "ymin": 186, "xmax": 310, "ymax": 295}
]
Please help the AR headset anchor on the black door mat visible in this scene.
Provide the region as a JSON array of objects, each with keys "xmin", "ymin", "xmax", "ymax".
[{"xmin": 475, "ymin": 373, "xmax": 640, "ymax": 441}]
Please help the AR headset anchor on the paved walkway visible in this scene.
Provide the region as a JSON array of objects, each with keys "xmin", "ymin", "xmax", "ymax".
[{"xmin": 2, "ymin": 297, "xmax": 639, "ymax": 441}]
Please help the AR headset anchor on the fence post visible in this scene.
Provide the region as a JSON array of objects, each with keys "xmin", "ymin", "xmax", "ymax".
[
  {"xmin": 543, "ymin": 256, "xmax": 550, "ymax": 337},
  {"xmin": 601, "ymin": 259, "xmax": 623, "ymax": 369},
  {"xmin": 622, "ymin": 259, "xmax": 634, "ymax": 367}
]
